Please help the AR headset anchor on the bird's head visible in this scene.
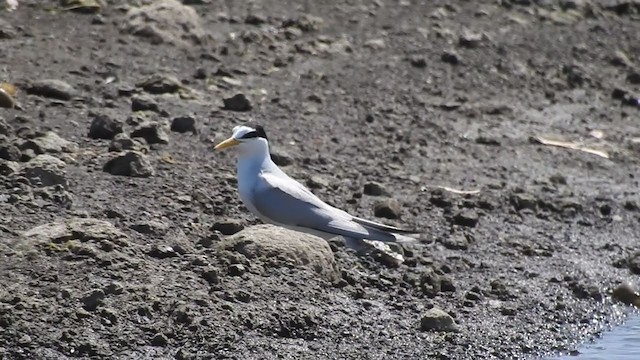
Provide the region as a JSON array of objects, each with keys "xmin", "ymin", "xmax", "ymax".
[{"xmin": 214, "ymin": 124, "xmax": 269, "ymax": 156}]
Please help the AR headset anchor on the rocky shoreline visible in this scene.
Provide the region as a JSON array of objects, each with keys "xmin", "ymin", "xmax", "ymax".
[{"xmin": 1, "ymin": 1, "xmax": 640, "ymax": 359}]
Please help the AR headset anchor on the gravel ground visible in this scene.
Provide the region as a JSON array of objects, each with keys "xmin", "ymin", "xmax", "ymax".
[{"xmin": 1, "ymin": 1, "xmax": 640, "ymax": 359}]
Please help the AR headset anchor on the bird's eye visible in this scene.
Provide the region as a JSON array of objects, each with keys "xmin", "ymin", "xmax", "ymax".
[{"xmin": 240, "ymin": 131, "xmax": 258, "ymax": 139}]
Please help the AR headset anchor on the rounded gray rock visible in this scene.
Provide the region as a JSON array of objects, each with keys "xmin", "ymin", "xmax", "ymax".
[{"xmin": 217, "ymin": 224, "xmax": 339, "ymax": 280}]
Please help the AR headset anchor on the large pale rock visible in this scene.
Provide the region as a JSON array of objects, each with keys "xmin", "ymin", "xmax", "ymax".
[
  {"xmin": 12, "ymin": 218, "xmax": 129, "ymax": 254},
  {"xmin": 123, "ymin": 0, "xmax": 206, "ymax": 46},
  {"xmin": 218, "ymin": 224, "xmax": 339, "ymax": 280},
  {"xmin": 18, "ymin": 154, "xmax": 67, "ymax": 188}
]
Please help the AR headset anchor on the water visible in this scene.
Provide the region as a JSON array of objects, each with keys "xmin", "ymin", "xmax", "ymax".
[{"xmin": 557, "ymin": 315, "xmax": 640, "ymax": 360}]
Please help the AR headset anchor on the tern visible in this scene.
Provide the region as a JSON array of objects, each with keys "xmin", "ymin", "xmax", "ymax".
[{"xmin": 214, "ymin": 124, "xmax": 417, "ymax": 262}]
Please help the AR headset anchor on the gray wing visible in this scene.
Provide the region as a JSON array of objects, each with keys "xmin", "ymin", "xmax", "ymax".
[{"xmin": 251, "ymin": 172, "xmax": 399, "ymax": 242}]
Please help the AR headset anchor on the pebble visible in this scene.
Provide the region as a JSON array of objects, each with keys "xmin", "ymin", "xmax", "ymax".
[
  {"xmin": 374, "ymin": 198, "xmax": 401, "ymax": 219},
  {"xmin": 131, "ymin": 122, "xmax": 169, "ymax": 144},
  {"xmin": 108, "ymin": 133, "xmax": 149, "ymax": 153},
  {"xmin": 363, "ymin": 182, "xmax": 387, "ymax": 196},
  {"xmin": 510, "ymin": 193, "xmax": 538, "ymax": 211},
  {"xmin": 27, "ymin": 79, "xmax": 76, "ymax": 100},
  {"xmin": 150, "ymin": 333, "xmax": 168, "ymax": 346},
  {"xmin": 223, "ymin": 93, "xmax": 252, "ymax": 111},
  {"xmin": 148, "ymin": 245, "xmax": 178, "ymax": 259},
  {"xmin": 270, "ymin": 146, "xmax": 293, "ymax": 166},
  {"xmin": 0, "ymin": 143, "xmax": 21, "ymax": 161},
  {"xmin": 452, "ymin": 210, "xmax": 479, "ymax": 227},
  {"xmin": 131, "ymin": 95, "xmax": 160, "ymax": 112},
  {"xmin": 306, "ymin": 175, "xmax": 329, "ymax": 189},
  {"xmin": 211, "ymin": 219, "xmax": 244, "ymax": 235},
  {"xmin": 442, "ymin": 233, "xmax": 470, "ymax": 250},
  {"xmin": 202, "ymin": 267, "xmax": 221, "ymax": 284},
  {"xmin": 103, "ymin": 151, "xmax": 154, "ymax": 177},
  {"xmin": 171, "ymin": 116, "xmax": 197, "ymax": 133},
  {"xmin": 88, "ymin": 114, "xmax": 123, "ymax": 140},
  {"xmin": 627, "ymin": 252, "xmax": 640, "ymax": 274},
  {"xmin": 137, "ymin": 74, "xmax": 182, "ymax": 94},
  {"xmin": 420, "ymin": 307, "xmax": 457, "ymax": 332},
  {"xmin": 228, "ymin": 263, "xmax": 246, "ymax": 276},
  {"xmin": 408, "ymin": 55, "xmax": 427, "ymax": 68},
  {"xmin": 627, "ymin": 71, "xmax": 640, "ymax": 85},
  {"xmin": 131, "ymin": 220, "xmax": 170, "ymax": 234},
  {"xmin": 124, "ymin": 0, "xmax": 206, "ymax": 46},
  {"xmin": 245, "ymin": 14, "xmax": 267, "ymax": 25},
  {"xmin": 82, "ymin": 289, "xmax": 105, "ymax": 311},
  {"xmin": 458, "ymin": 31, "xmax": 484, "ymax": 48},
  {"xmin": 612, "ymin": 283, "xmax": 640, "ymax": 306},
  {"xmin": 441, "ymin": 50, "xmax": 461, "ymax": 65}
]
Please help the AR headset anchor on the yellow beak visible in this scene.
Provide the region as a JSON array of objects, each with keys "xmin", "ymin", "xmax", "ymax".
[{"xmin": 214, "ymin": 137, "xmax": 240, "ymax": 151}]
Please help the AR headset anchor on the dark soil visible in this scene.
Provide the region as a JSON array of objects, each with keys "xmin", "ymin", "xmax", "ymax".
[{"xmin": 1, "ymin": 1, "xmax": 640, "ymax": 359}]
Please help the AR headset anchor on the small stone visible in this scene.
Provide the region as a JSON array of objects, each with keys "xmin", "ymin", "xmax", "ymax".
[
  {"xmin": 306, "ymin": 175, "xmax": 329, "ymax": 189},
  {"xmin": 27, "ymin": 79, "xmax": 76, "ymax": 100},
  {"xmin": 104, "ymin": 282, "xmax": 124, "ymax": 295},
  {"xmin": 131, "ymin": 122, "xmax": 169, "ymax": 144},
  {"xmin": 0, "ymin": 143, "xmax": 21, "ymax": 161},
  {"xmin": 610, "ymin": 50, "xmax": 634, "ymax": 68},
  {"xmin": 223, "ymin": 93, "xmax": 252, "ymax": 112},
  {"xmin": 283, "ymin": 14, "xmax": 323, "ymax": 32},
  {"xmin": 363, "ymin": 182, "xmax": 387, "ymax": 196},
  {"xmin": 245, "ymin": 14, "xmax": 267, "ymax": 25},
  {"xmin": 441, "ymin": 50, "xmax": 460, "ymax": 65},
  {"xmin": 150, "ymin": 333, "xmax": 168, "ymax": 346},
  {"xmin": 466, "ymin": 291, "xmax": 482, "ymax": 301},
  {"xmin": 270, "ymin": 147, "xmax": 293, "ymax": 166},
  {"xmin": 420, "ymin": 307, "xmax": 457, "ymax": 332},
  {"xmin": 137, "ymin": 74, "xmax": 182, "ymax": 94},
  {"xmin": 148, "ymin": 245, "xmax": 178, "ymax": 259},
  {"xmin": 409, "ymin": 56, "xmax": 427, "ymax": 68},
  {"xmin": 452, "ymin": 209, "xmax": 479, "ymax": 227},
  {"xmin": 211, "ymin": 220, "xmax": 244, "ymax": 235},
  {"xmin": 131, "ymin": 95, "xmax": 160, "ymax": 112},
  {"xmin": 202, "ymin": 267, "xmax": 221, "ymax": 284},
  {"xmin": 510, "ymin": 193, "xmax": 538, "ymax": 211},
  {"xmin": 131, "ymin": 220, "xmax": 169, "ymax": 234},
  {"xmin": 364, "ymin": 38, "xmax": 386, "ymax": 49},
  {"xmin": 170, "ymin": 116, "xmax": 197, "ymax": 133},
  {"xmin": 442, "ymin": 233, "xmax": 469, "ymax": 250},
  {"xmin": 549, "ymin": 173, "xmax": 567, "ymax": 185},
  {"xmin": 458, "ymin": 31, "xmax": 484, "ymax": 48},
  {"xmin": 374, "ymin": 198, "xmax": 401, "ymax": 219},
  {"xmin": 228, "ymin": 263, "xmax": 246, "ymax": 276},
  {"xmin": 627, "ymin": 252, "xmax": 640, "ymax": 274},
  {"xmin": 612, "ymin": 283, "xmax": 640, "ymax": 306},
  {"xmin": 235, "ymin": 290, "xmax": 253, "ymax": 303},
  {"xmin": 193, "ymin": 67, "xmax": 207, "ymax": 80},
  {"xmin": 103, "ymin": 151, "xmax": 154, "ymax": 177},
  {"xmin": 82, "ymin": 289, "xmax": 105, "ymax": 311},
  {"xmin": 109, "ymin": 133, "xmax": 149, "ymax": 153},
  {"xmin": 88, "ymin": 114, "xmax": 123, "ymax": 140},
  {"xmin": 440, "ymin": 277, "xmax": 456, "ymax": 292},
  {"xmin": 627, "ymin": 72, "xmax": 640, "ymax": 85}
]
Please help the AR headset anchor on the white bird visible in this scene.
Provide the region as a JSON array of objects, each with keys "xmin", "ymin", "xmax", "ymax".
[{"xmin": 214, "ymin": 124, "xmax": 417, "ymax": 263}]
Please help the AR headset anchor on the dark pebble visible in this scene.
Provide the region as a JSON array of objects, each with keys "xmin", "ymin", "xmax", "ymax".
[
  {"xmin": 374, "ymin": 198, "xmax": 401, "ymax": 219},
  {"xmin": 223, "ymin": 93, "xmax": 252, "ymax": 112},
  {"xmin": 452, "ymin": 210, "xmax": 479, "ymax": 227},
  {"xmin": 171, "ymin": 116, "xmax": 197, "ymax": 134},
  {"xmin": 211, "ymin": 220, "xmax": 244, "ymax": 235},
  {"xmin": 88, "ymin": 114, "xmax": 123, "ymax": 140}
]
